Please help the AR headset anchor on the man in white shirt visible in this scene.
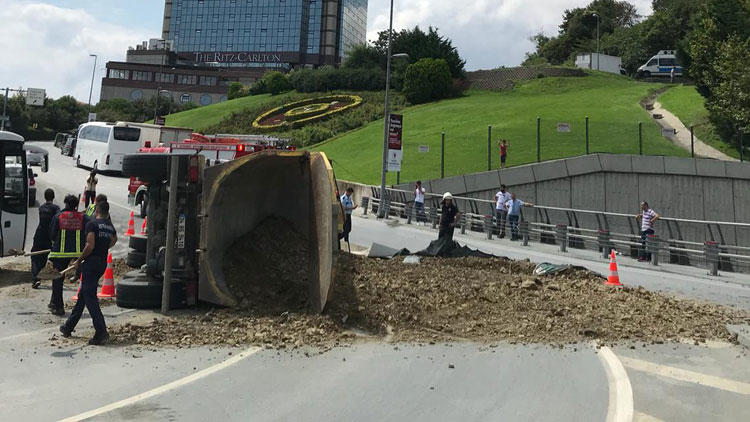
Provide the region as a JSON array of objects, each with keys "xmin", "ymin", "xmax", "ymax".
[
  {"xmin": 494, "ymin": 184, "xmax": 511, "ymax": 238},
  {"xmin": 414, "ymin": 181, "xmax": 426, "ymax": 224},
  {"xmin": 636, "ymin": 201, "xmax": 660, "ymax": 262},
  {"xmin": 506, "ymin": 192, "xmax": 534, "ymax": 241}
]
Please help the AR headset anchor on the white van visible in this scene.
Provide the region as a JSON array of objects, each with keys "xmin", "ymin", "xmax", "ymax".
[
  {"xmin": 74, "ymin": 122, "xmax": 142, "ymax": 173},
  {"xmin": 637, "ymin": 50, "xmax": 683, "ymax": 78}
]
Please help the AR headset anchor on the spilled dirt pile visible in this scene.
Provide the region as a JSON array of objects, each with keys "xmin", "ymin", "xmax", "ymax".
[{"xmin": 111, "ymin": 255, "xmax": 749, "ymax": 349}]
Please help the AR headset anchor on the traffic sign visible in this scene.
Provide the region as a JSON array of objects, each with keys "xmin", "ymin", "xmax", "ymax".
[
  {"xmin": 25, "ymin": 88, "xmax": 45, "ymax": 106},
  {"xmin": 418, "ymin": 145, "xmax": 429, "ymax": 153},
  {"xmin": 155, "ymin": 116, "xmax": 166, "ymax": 126},
  {"xmin": 557, "ymin": 123, "xmax": 571, "ymax": 133},
  {"xmin": 88, "ymin": 112, "xmax": 97, "ymax": 122}
]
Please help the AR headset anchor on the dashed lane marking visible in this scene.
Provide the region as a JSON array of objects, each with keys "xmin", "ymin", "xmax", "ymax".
[
  {"xmin": 633, "ymin": 411, "xmax": 665, "ymax": 422},
  {"xmin": 58, "ymin": 346, "xmax": 263, "ymax": 422},
  {"xmin": 620, "ymin": 356, "xmax": 750, "ymax": 395},
  {"xmin": 598, "ymin": 346, "xmax": 635, "ymax": 422}
]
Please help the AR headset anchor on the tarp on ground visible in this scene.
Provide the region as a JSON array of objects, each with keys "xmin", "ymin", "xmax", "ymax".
[{"xmin": 367, "ymin": 238, "xmax": 495, "ymax": 259}]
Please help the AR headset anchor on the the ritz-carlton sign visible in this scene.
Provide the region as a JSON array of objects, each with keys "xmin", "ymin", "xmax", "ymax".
[{"xmin": 192, "ymin": 52, "xmax": 285, "ymax": 63}]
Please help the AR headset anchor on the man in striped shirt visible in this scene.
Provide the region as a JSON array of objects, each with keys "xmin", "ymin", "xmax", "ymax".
[{"xmin": 636, "ymin": 201, "xmax": 660, "ymax": 262}]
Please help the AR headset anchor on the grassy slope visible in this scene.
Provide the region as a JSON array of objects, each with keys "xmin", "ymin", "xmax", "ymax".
[
  {"xmin": 315, "ymin": 72, "xmax": 690, "ymax": 185},
  {"xmin": 164, "ymin": 93, "xmax": 273, "ymax": 131},
  {"xmin": 658, "ymin": 85, "xmax": 739, "ymax": 159}
]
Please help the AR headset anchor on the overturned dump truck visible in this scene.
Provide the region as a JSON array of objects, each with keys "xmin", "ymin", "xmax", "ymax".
[{"xmin": 117, "ymin": 150, "xmax": 341, "ymax": 313}]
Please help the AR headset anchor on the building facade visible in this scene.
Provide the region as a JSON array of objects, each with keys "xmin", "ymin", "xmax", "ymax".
[{"xmin": 161, "ymin": 0, "xmax": 367, "ymax": 69}]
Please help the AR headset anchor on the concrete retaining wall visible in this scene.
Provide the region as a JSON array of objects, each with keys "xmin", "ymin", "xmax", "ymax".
[{"xmin": 382, "ymin": 154, "xmax": 750, "ymax": 246}]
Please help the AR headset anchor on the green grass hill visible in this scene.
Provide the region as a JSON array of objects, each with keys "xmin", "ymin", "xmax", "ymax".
[
  {"xmin": 315, "ymin": 72, "xmax": 690, "ymax": 185},
  {"xmin": 164, "ymin": 93, "xmax": 274, "ymax": 130}
]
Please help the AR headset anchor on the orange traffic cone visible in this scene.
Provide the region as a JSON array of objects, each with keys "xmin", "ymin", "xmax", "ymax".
[
  {"xmin": 606, "ymin": 250, "xmax": 623, "ymax": 286},
  {"xmin": 97, "ymin": 254, "xmax": 116, "ymax": 298},
  {"xmin": 125, "ymin": 211, "xmax": 135, "ymax": 236},
  {"xmin": 71, "ymin": 274, "xmax": 82, "ymax": 301},
  {"xmin": 140, "ymin": 217, "xmax": 148, "ymax": 235}
]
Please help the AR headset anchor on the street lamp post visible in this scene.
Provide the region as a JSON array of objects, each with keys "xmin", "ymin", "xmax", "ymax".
[
  {"xmin": 593, "ymin": 13, "xmax": 600, "ymax": 71},
  {"xmin": 87, "ymin": 54, "xmax": 98, "ymax": 116},
  {"xmin": 153, "ymin": 89, "xmax": 170, "ymax": 122},
  {"xmin": 378, "ymin": 0, "xmax": 396, "ymax": 218}
]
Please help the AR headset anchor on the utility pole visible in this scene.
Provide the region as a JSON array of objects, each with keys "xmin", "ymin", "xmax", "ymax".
[
  {"xmin": 1, "ymin": 87, "xmax": 8, "ymax": 131},
  {"xmin": 378, "ymin": 0, "xmax": 395, "ymax": 218},
  {"xmin": 88, "ymin": 54, "xmax": 97, "ymax": 116}
]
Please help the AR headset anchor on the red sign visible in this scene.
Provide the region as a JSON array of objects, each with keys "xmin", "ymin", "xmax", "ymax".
[{"xmin": 388, "ymin": 114, "xmax": 403, "ymax": 150}]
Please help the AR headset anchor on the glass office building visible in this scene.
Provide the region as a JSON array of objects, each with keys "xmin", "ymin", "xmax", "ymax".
[{"xmin": 162, "ymin": 0, "xmax": 367, "ymax": 69}]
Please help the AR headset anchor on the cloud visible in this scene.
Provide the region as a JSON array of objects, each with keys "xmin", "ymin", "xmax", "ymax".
[
  {"xmin": 366, "ymin": 0, "xmax": 654, "ymax": 70},
  {"xmin": 0, "ymin": 2, "xmax": 151, "ymax": 103}
]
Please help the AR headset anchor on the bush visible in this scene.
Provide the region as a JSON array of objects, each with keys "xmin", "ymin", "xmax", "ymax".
[
  {"xmin": 288, "ymin": 67, "xmax": 386, "ymax": 93},
  {"xmin": 227, "ymin": 82, "xmax": 248, "ymax": 100},
  {"xmin": 403, "ymin": 58, "xmax": 452, "ymax": 104},
  {"xmin": 264, "ymin": 71, "xmax": 292, "ymax": 95}
]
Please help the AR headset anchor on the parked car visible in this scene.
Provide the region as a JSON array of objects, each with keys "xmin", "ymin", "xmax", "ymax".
[
  {"xmin": 62, "ymin": 135, "xmax": 76, "ymax": 157},
  {"xmin": 637, "ymin": 50, "xmax": 684, "ymax": 78},
  {"xmin": 54, "ymin": 132, "xmax": 67, "ymax": 148},
  {"xmin": 23, "ymin": 144, "xmax": 48, "ymax": 167}
]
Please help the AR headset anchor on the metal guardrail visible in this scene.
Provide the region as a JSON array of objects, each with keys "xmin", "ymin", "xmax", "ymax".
[{"xmin": 362, "ymin": 187, "xmax": 750, "ymax": 275}]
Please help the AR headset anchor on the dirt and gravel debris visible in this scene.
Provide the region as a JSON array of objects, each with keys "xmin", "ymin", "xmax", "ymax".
[{"xmin": 110, "ymin": 254, "xmax": 749, "ymax": 349}]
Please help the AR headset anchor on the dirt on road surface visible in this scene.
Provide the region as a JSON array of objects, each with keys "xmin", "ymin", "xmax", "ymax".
[{"xmin": 110, "ymin": 254, "xmax": 750, "ymax": 350}]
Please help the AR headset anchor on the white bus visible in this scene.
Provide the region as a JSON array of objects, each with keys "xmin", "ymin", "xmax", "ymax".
[
  {"xmin": 1, "ymin": 131, "xmax": 30, "ymax": 256},
  {"xmin": 74, "ymin": 122, "xmax": 142, "ymax": 173}
]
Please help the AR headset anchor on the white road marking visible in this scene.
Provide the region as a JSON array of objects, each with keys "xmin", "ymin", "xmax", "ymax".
[
  {"xmin": 0, "ymin": 309, "xmax": 136, "ymax": 342},
  {"xmin": 58, "ymin": 346, "xmax": 263, "ymax": 422},
  {"xmin": 633, "ymin": 411, "xmax": 665, "ymax": 422},
  {"xmin": 598, "ymin": 346, "xmax": 635, "ymax": 422},
  {"xmin": 620, "ymin": 356, "xmax": 750, "ymax": 395}
]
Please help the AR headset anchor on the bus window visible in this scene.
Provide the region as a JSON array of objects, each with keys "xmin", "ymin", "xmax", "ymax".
[
  {"xmin": 3, "ymin": 156, "xmax": 26, "ymax": 215},
  {"xmin": 114, "ymin": 127, "xmax": 141, "ymax": 142}
]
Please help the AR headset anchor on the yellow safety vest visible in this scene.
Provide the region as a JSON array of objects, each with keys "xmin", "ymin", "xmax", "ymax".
[
  {"xmin": 48, "ymin": 211, "xmax": 84, "ymax": 259},
  {"xmin": 85, "ymin": 203, "xmax": 96, "ymax": 217}
]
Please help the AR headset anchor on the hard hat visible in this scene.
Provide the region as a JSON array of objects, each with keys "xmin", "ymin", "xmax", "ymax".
[{"xmin": 442, "ymin": 192, "xmax": 453, "ymax": 200}]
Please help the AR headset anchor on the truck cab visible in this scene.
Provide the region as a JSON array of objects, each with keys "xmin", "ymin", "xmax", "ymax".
[{"xmin": 638, "ymin": 50, "xmax": 683, "ymax": 78}]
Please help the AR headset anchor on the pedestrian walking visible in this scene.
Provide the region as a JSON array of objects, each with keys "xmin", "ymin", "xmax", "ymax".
[
  {"xmin": 414, "ymin": 181, "xmax": 426, "ymax": 224},
  {"xmin": 60, "ymin": 201, "xmax": 117, "ymax": 345},
  {"xmin": 47, "ymin": 194, "xmax": 87, "ymax": 316},
  {"xmin": 338, "ymin": 187, "xmax": 357, "ymax": 243},
  {"xmin": 498, "ymin": 139, "xmax": 509, "ymax": 169},
  {"xmin": 494, "ymin": 184, "xmax": 511, "ymax": 238},
  {"xmin": 438, "ymin": 192, "xmax": 461, "ymax": 242},
  {"xmin": 30, "ymin": 189, "xmax": 60, "ymax": 289},
  {"xmin": 636, "ymin": 201, "xmax": 660, "ymax": 262},
  {"xmin": 84, "ymin": 171, "xmax": 98, "ymax": 207},
  {"xmin": 505, "ymin": 192, "xmax": 534, "ymax": 241}
]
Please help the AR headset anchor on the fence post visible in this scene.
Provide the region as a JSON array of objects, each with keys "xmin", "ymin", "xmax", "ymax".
[
  {"xmin": 396, "ymin": 171, "xmax": 400, "ymax": 185},
  {"xmin": 556, "ymin": 224, "xmax": 568, "ymax": 253},
  {"xmin": 441, "ymin": 132, "xmax": 445, "ymax": 178},
  {"xmin": 430, "ymin": 205, "xmax": 437, "ymax": 229},
  {"xmin": 585, "ymin": 116, "xmax": 589, "ymax": 155},
  {"xmin": 536, "ymin": 117, "xmax": 541, "ymax": 162},
  {"xmin": 705, "ymin": 241, "xmax": 719, "ymax": 276},
  {"xmin": 521, "ymin": 220, "xmax": 530, "ymax": 246},
  {"xmin": 690, "ymin": 125, "xmax": 695, "ymax": 158},
  {"xmin": 383, "ymin": 194, "xmax": 390, "ymax": 219},
  {"xmin": 638, "ymin": 122, "xmax": 643, "ymax": 155},
  {"xmin": 598, "ymin": 229, "xmax": 612, "ymax": 259},
  {"xmin": 361, "ymin": 197, "xmax": 369, "ymax": 216},
  {"xmin": 648, "ymin": 234, "xmax": 659, "ymax": 266},
  {"xmin": 406, "ymin": 202, "xmax": 413, "ymax": 224},
  {"xmin": 460, "ymin": 213, "xmax": 467, "ymax": 234},
  {"xmin": 484, "ymin": 215, "xmax": 493, "ymax": 240},
  {"xmin": 740, "ymin": 130, "xmax": 744, "ymax": 162},
  {"xmin": 487, "ymin": 125, "xmax": 492, "ymax": 171}
]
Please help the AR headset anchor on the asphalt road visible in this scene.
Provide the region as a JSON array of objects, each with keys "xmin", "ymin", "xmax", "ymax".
[{"xmin": 0, "ymin": 145, "xmax": 747, "ymax": 421}]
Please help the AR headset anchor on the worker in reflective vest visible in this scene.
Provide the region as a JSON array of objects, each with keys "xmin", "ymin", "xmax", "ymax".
[
  {"xmin": 48, "ymin": 194, "xmax": 87, "ymax": 316},
  {"xmin": 84, "ymin": 193, "xmax": 108, "ymax": 218}
]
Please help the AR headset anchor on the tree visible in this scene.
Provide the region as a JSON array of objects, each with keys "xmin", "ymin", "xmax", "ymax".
[
  {"xmin": 403, "ymin": 58, "xmax": 451, "ymax": 104},
  {"xmin": 227, "ymin": 82, "xmax": 247, "ymax": 100},
  {"xmin": 343, "ymin": 44, "xmax": 384, "ymax": 70},
  {"xmin": 372, "ymin": 26, "xmax": 466, "ymax": 78}
]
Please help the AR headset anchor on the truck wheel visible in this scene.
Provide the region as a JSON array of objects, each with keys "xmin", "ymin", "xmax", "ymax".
[
  {"xmin": 122, "ymin": 154, "xmax": 170, "ymax": 180},
  {"xmin": 128, "ymin": 235, "xmax": 148, "ymax": 253},
  {"xmin": 126, "ymin": 250, "xmax": 146, "ymax": 268},
  {"xmin": 115, "ymin": 275, "xmax": 187, "ymax": 309}
]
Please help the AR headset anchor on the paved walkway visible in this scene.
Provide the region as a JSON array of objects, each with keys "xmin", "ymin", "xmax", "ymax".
[{"xmin": 646, "ymin": 101, "xmax": 736, "ymax": 161}]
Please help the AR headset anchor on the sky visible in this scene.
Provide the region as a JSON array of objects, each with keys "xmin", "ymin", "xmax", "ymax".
[{"xmin": 0, "ymin": 0, "xmax": 653, "ymax": 104}]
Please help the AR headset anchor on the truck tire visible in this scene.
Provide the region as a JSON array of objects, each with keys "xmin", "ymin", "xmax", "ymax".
[
  {"xmin": 128, "ymin": 235, "xmax": 148, "ymax": 253},
  {"xmin": 126, "ymin": 250, "xmax": 146, "ymax": 268},
  {"xmin": 122, "ymin": 153, "xmax": 170, "ymax": 180},
  {"xmin": 139, "ymin": 193, "xmax": 148, "ymax": 218},
  {"xmin": 115, "ymin": 275, "xmax": 187, "ymax": 309}
]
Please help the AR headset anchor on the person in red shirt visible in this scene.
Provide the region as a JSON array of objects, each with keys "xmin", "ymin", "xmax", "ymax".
[{"xmin": 498, "ymin": 139, "xmax": 509, "ymax": 168}]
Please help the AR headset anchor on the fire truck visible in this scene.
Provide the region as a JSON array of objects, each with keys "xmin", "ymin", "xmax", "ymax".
[{"xmin": 127, "ymin": 133, "xmax": 294, "ymax": 217}]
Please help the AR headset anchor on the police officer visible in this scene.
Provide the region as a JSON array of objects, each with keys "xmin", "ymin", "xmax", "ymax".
[
  {"xmin": 48, "ymin": 194, "xmax": 87, "ymax": 316},
  {"xmin": 439, "ymin": 192, "xmax": 462, "ymax": 242},
  {"xmin": 338, "ymin": 187, "xmax": 357, "ymax": 243},
  {"xmin": 60, "ymin": 201, "xmax": 117, "ymax": 345},
  {"xmin": 31, "ymin": 189, "xmax": 60, "ymax": 289}
]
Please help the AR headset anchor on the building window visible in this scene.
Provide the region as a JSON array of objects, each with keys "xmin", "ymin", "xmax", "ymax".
[
  {"xmin": 200, "ymin": 94, "xmax": 213, "ymax": 106},
  {"xmin": 132, "ymin": 71, "xmax": 152, "ymax": 81},
  {"xmin": 108, "ymin": 69, "xmax": 129, "ymax": 79},
  {"xmin": 130, "ymin": 90, "xmax": 143, "ymax": 101},
  {"xmin": 180, "ymin": 93, "xmax": 192, "ymax": 104},
  {"xmin": 155, "ymin": 73, "xmax": 175, "ymax": 84},
  {"xmin": 199, "ymin": 76, "xmax": 217, "ymax": 86},
  {"xmin": 177, "ymin": 74, "xmax": 197, "ymax": 85}
]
